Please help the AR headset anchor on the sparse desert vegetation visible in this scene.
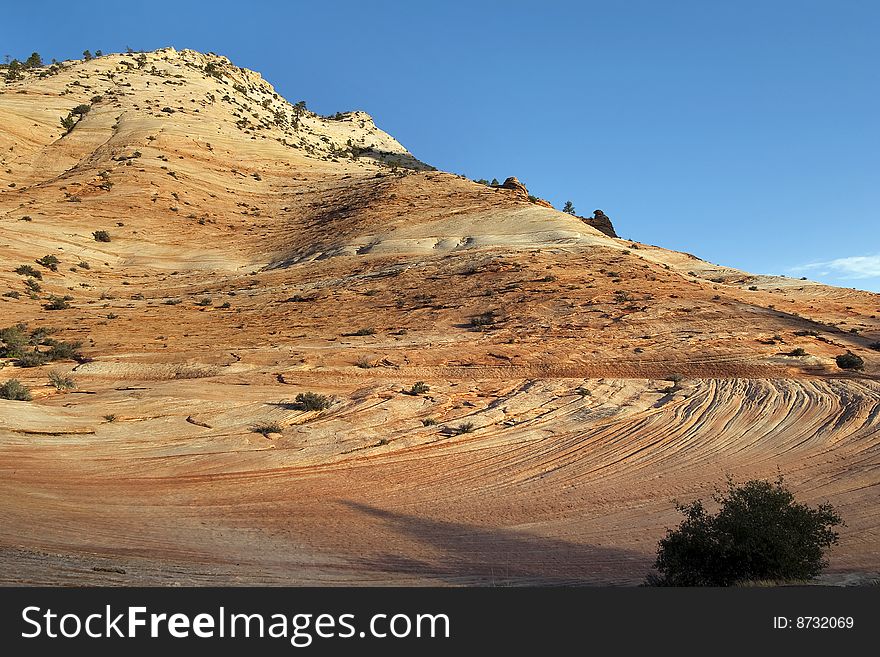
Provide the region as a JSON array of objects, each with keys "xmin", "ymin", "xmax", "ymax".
[
  {"xmin": 48, "ymin": 371, "xmax": 76, "ymax": 391},
  {"xmin": 252, "ymin": 422, "xmax": 283, "ymax": 436},
  {"xmin": 294, "ymin": 392, "xmax": 333, "ymax": 411},
  {"xmin": 0, "ymin": 47, "xmax": 876, "ymax": 588},
  {"xmin": 0, "ymin": 379, "xmax": 32, "ymax": 401}
]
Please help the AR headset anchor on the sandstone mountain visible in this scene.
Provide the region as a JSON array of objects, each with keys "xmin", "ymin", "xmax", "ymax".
[{"xmin": 1, "ymin": 49, "xmax": 878, "ymax": 585}]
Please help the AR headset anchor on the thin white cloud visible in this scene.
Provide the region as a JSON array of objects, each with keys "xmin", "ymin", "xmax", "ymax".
[{"xmin": 791, "ymin": 254, "xmax": 880, "ymax": 280}]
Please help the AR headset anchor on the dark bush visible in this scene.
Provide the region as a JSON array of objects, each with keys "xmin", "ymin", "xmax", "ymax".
[
  {"xmin": 469, "ymin": 311, "xmax": 497, "ymax": 329},
  {"xmin": 835, "ymin": 351, "xmax": 864, "ymax": 371},
  {"xmin": 93, "ymin": 230, "xmax": 111, "ymax": 242},
  {"xmin": 14, "ymin": 264, "xmax": 42, "ymax": 279},
  {"xmin": 408, "ymin": 381, "xmax": 430, "ymax": 395},
  {"xmin": 252, "ymin": 422, "xmax": 282, "ymax": 436},
  {"xmin": 649, "ymin": 477, "xmax": 842, "ymax": 586},
  {"xmin": 44, "ymin": 296, "xmax": 72, "ymax": 310},
  {"xmin": 36, "ymin": 255, "xmax": 60, "ymax": 271},
  {"xmin": 15, "ymin": 351, "xmax": 49, "ymax": 368},
  {"xmin": 45, "ymin": 339, "xmax": 83, "ymax": 361}
]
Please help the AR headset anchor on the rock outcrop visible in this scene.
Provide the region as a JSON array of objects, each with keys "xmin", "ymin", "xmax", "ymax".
[
  {"xmin": 500, "ymin": 176, "xmax": 529, "ymax": 199},
  {"xmin": 580, "ymin": 209, "xmax": 618, "ymax": 238},
  {"xmin": 499, "ymin": 176, "xmax": 553, "ymax": 207}
]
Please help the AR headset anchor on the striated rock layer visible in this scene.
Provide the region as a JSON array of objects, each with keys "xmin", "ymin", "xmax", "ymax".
[{"xmin": 0, "ymin": 49, "xmax": 878, "ymax": 585}]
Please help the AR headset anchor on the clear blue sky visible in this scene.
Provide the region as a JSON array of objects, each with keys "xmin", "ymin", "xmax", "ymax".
[{"xmin": 3, "ymin": 1, "xmax": 878, "ymax": 291}]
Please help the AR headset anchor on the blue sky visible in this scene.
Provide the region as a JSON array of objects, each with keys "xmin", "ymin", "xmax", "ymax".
[{"xmin": 3, "ymin": 1, "xmax": 878, "ymax": 291}]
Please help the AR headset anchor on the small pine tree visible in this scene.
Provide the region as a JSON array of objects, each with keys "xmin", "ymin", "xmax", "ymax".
[
  {"xmin": 562, "ymin": 200, "xmax": 576, "ymax": 215},
  {"xmin": 82, "ymin": 50, "xmax": 92, "ymax": 61},
  {"xmin": 60, "ymin": 114, "xmax": 76, "ymax": 133},
  {"xmin": 5, "ymin": 60, "xmax": 23, "ymax": 81},
  {"xmin": 24, "ymin": 52, "xmax": 43, "ymax": 68},
  {"xmin": 292, "ymin": 100, "xmax": 307, "ymax": 130}
]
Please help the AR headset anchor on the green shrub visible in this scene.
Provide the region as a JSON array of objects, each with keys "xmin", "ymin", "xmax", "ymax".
[
  {"xmin": 455, "ymin": 421, "xmax": 475, "ymax": 434},
  {"xmin": 49, "ymin": 371, "xmax": 76, "ymax": 391},
  {"xmin": 45, "ymin": 340, "xmax": 82, "ymax": 361},
  {"xmin": 1, "ymin": 325, "xmax": 79, "ymax": 364},
  {"xmin": 60, "ymin": 114, "xmax": 77, "ymax": 133},
  {"xmin": 44, "ymin": 296, "xmax": 72, "ymax": 310},
  {"xmin": 15, "ymin": 265, "xmax": 42, "ymax": 279},
  {"xmin": 0, "ymin": 379, "xmax": 32, "ymax": 401},
  {"xmin": 295, "ymin": 391, "xmax": 332, "ymax": 411},
  {"xmin": 408, "ymin": 381, "xmax": 430, "ymax": 395},
  {"xmin": 36, "ymin": 255, "xmax": 60, "ymax": 271},
  {"xmin": 93, "ymin": 230, "xmax": 111, "ymax": 242},
  {"xmin": 422, "ymin": 417, "xmax": 438, "ymax": 426},
  {"xmin": 649, "ymin": 477, "xmax": 842, "ymax": 586},
  {"xmin": 15, "ymin": 351, "xmax": 49, "ymax": 368},
  {"xmin": 835, "ymin": 351, "xmax": 864, "ymax": 370},
  {"xmin": 0, "ymin": 324, "xmax": 29, "ymax": 358},
  {"xmin": 789, "ymin": 348, "xmax": 807, "ymax": 357}
]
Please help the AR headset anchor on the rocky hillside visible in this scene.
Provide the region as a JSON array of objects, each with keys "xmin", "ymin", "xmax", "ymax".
[{"xmin": 1, "ymin": 49, "xmax": 878, "ymax": 586}]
